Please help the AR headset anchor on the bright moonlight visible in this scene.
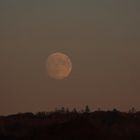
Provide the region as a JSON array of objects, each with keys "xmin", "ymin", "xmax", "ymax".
[{"xmin": 46, "ymin": 52, "xmax": 72, "ymax": 80}]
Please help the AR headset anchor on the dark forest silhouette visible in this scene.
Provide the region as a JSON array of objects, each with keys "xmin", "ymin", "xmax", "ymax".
[{"xmin": 0, "ymin": 107, "xmax": 140, "ymax": 140}]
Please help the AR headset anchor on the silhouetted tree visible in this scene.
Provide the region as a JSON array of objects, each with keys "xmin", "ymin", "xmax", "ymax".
[
  {"xmin": 85, "ymin": 105, "xmax": 90, "ymax": 113},
  {"xmin": 113, "ymin": 108, "xmax": 118, "ymax": 112},
  {"xmin": 61, "ymin": 107, "xmax": 65, "ymax": 113},
  {"xmin": 66, "ymin": 108, "xmax": 70, "ymax": 113},
  {"xmin": 36, "ymin": 112, "xmax": 47, "ymax": 118},
  {"xmin": 72, "ymin": 108, "xmax": 77, "ymax": 113},
  {"xmin": 129, "ymin": 107, "xmax": 136, "ymax": 114}
]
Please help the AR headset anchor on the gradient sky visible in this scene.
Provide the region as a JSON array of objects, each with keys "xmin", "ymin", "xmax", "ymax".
[{"xmin": 0, "ymin": 0, "xmax": 140, "ymax": 115}]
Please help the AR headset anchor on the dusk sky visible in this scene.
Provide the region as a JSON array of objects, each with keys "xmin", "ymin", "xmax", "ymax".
[{"xmin": 0, "ymin": 0, "xmax": 140, "ymax": 115}]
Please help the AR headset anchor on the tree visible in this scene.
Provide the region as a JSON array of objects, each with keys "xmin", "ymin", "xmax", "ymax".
[
  {"xmin": 85, "ymin": 105, "xmax": 90, "ymax": 113},
  {"xmin": 60, "ymin": 107, "xmax": 65, "ymax": 113},
  {"xmin": 66, "ymin": 108, "xmax": 70, "ymax": 113},
  {"xmin": 36, "ymin": 112, "xmax": 47, "ymax": 119},
  {"xmin": 129, "ymin": 107, "xmax": 136, "ymax": 114},
  {"xmin": 72, "ymin": 108, "xmax": 77, "ymax": 113}
]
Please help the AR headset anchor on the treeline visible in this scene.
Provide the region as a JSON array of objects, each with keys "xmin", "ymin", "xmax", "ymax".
[
  {"xmin": 0, "ymin": 107, "xmax": 140, "ymax": 140},
  {"xmin": 36, "ymin": 105, "xmax": 91, "ymax": 118},
  {"xmin": 1, "ymin": 106, "xmax": 137, "ymax": 118}
]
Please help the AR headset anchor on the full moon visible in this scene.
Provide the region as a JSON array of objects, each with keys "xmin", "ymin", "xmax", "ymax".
[{"xmin": 46, "ymin": 52, "xmax": 72, "ymax": 80}]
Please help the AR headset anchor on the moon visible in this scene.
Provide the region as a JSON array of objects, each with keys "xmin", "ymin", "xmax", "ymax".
[{"xmin": 46, "ymin": 52, "xmax": 72, "ymax": 80}]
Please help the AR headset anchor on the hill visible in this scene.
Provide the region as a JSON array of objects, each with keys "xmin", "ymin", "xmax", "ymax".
[{"xmin": 0, "ymin": 110, "xmax": 140, "ymax": 140}]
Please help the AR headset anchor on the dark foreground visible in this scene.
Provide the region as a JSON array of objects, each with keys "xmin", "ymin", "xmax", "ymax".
[{"xmin": 0, "ymin": 110, "xmax": 140, "ymax": 140}]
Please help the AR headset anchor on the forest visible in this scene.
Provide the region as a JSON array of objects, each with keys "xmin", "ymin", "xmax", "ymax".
[{"xmin": 0, "ymin": 107, "xmax": 140, "ymax": 140}]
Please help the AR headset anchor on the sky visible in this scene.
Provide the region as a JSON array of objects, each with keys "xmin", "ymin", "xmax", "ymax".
[{"xmin": 0, "ymin": 0, "xmax": 140, "ymax": 115}]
